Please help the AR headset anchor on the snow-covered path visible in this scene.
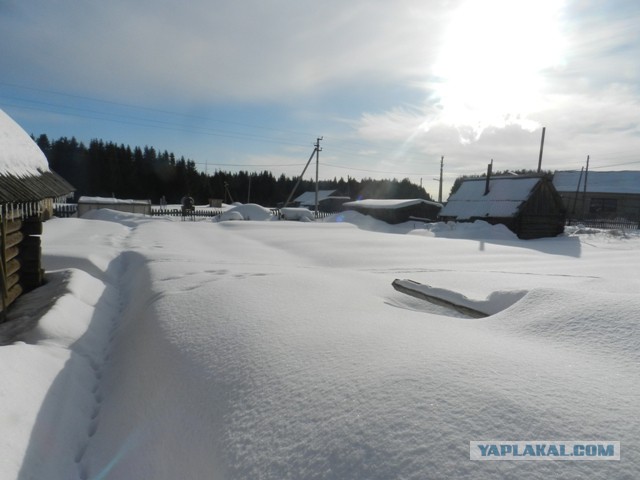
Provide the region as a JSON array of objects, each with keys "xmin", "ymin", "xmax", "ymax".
[{"xmin": 3, "ymin": 212, "xmax": 639, "ymax": 479}]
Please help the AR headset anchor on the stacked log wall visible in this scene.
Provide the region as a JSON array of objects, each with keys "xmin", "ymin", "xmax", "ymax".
[{"xmin": 1, "ymin": 209, "xmax": 44, "ymax": 319}]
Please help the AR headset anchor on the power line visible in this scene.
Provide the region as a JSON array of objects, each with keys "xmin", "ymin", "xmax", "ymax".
[
  {"xmin": 1, "ymin": 100, "xmax": 312, "ymax": 148},
  {"xmin": 0, "ymin": 81, "xmax": 317, "ymax": 138},
  {"xmin": 322, "ymin": 161, "xmax": 439, "ymax": 176},
  {"xmin": 590, "ymin": 159, "xmax": 640, "ymax": 169}
]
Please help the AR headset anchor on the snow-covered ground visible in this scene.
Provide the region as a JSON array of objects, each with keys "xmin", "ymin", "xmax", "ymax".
[{"xmin": 1, "ymin": 209, "xmax": 639, "ymax": 479}]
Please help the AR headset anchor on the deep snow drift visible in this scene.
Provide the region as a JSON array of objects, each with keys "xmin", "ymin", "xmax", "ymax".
[{"xmin": 1, "ymin": 210, "xmax": 639, "ymax": 479}]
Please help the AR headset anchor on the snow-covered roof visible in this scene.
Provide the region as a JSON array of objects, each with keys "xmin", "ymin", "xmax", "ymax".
[
  {"xmin": 0, "ymin": 108, "xmax": 50, "ymax": 177},
  {"xmin": 79, "ymin": 196, "xmax": 151, "ymax": 205},
  {"xmin": 553, "ymin": 170, "xmax": 640, "ymax": 195},
  {"xmin": 440, "ymin": 176, "xmax": 541, "ymax": 220},
  {"xmin": 0, "ymin": 108, "xmax": 74, "ymax": 202},
  {"xmin": 343, "ymin": 198, "xmax": 442, "ymax": 210},
  {"xmin": 294, "ymin": 190, "xmax": 339, "ymax": 205}
]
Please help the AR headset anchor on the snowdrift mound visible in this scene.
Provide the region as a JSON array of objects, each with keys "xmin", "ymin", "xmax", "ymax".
[
  {"xmin": 215, "ymin": 203, "xmax": 274, "ymax": 222},
  {"xmin": 488, "ymin": 287, "xmax": 640, "ymax": 362},
  {"xmin": 80, "ymin": 208, "xmax": 159, "ymax": 227},
  {"xmin": 280, "ymin": 207, "xmax": 314, "ymax": 221},
  {"xmin": 414, "ymin": 220, "xmax": 519, "ymax": 240}
]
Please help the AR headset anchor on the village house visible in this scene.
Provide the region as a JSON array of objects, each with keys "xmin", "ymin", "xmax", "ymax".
[
  {"xmin": 292, "ymin": 190, "xmax": 351, "ymax": 212},
  {"xmin": 553, "ymin": 170, "xmax": 640, "ymax": 222},
  {"xmin": 438, "ymin": 175, "xmax": 566, "ymax": 239},
  {"xmin": 77, "ymin": 196, "xmax": 152, "ymax": 216},
  {"xmin": 0, "ymin": 109, "xmax": 74, "ymax": 317},
  {"xmin": 342, "ymin": 198, "xmax": 443, "ymax": 224}
]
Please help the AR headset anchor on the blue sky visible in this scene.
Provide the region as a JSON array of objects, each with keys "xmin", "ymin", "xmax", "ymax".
[{"xmin": 2, "ymin": 0, "xmax": 639, "ymax": 199}]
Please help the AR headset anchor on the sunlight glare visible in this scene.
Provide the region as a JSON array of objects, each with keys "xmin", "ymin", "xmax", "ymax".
[{"xmin": 432, "ymin": 0, "xmax": 565, "ymax": 140}]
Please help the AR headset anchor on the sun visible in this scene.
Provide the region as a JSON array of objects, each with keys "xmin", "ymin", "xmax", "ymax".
[{"xmin": 431, "ymin": 0, "xmax": 565, "ymax": 139}]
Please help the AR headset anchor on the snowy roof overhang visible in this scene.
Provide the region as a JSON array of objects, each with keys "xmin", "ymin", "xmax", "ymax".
[
  {"xmin": 0, "ymin": 109, "xmax": 75, "ymax": 203},
  {"xmin": 294, "ymin": 190, "xmax": 339, "ymax": 205},
  {"xmin": 439, "ymin": 177, "xmax": 541, "ymax": 220},
  {"xmin": 79, "ymin": 196, "xmax": 151, "ymax": 205},
  {"xmin": 553, "ymin": 170, "xmax": 640, "ymax": 195}
]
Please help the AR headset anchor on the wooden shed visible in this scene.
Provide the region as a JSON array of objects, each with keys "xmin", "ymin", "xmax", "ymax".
[
  {"xmin": 439, "ymin": 175, "xmax": 565, "ymax": 239},
  {"xmin": 77, "ymin": 196, "xmax": 152, "ymax": 216},
  {"xmin": 293, "ymin": 190, "xmax": 351, "ymax": 212},
  {"xmin": 0, "ymin": 109, "xmax": 75, "ymax": 318},
  {"xmin": 553, "ymin": 170, "xmax": 640, "ymax": 222},
  {"xmin": 342, "ymin": 198, "xmax": 443, "ymax": 224}
]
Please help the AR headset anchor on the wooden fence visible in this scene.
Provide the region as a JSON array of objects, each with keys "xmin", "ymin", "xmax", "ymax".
[
  {"xmin": 151, "ymin": 208, "xmax": 223, "ymax": 218},
  {"xmin": 270, "ymin": 209, "xmax": 337, "ymax": 220},
  {"xmin": 567, "ymin": 219, "xmax": 639, "ymax": 230}
]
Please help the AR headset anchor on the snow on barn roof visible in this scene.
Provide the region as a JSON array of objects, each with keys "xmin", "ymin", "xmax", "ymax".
[
  {"xmin": 294, "ymin": 190, "xmax": 340, "ymax": 206},
  {"xmin": 78, "ymin": 196, "xmax": 151, "ymax": 205},
  {"xmin": 440, "ymin": 176, "xmax": 541, "ymax": 220},
  {"xmin": 0, "ymin": 109, "xmax": 50, "ymax": 177},
  {"xmin": 0, "ymin": 108, "xmax": 74, "ymax": 202},
  {"xmin": 343, "ymin": 198, "xmax": 442, "ymax": 209},
  {"xmin": 553, "ymin": 170, "xmax": 640, "ymax": 195}
]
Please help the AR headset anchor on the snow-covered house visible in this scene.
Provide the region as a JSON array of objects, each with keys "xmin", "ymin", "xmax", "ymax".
[
  {"xmin": 0, "ymin": 108, "xmax": 74, "ymax": 316},
  {"xmin": 342, "ymin": 198, "xmax": 443, "ymax": 224},
  {"xmin": 439, "ymin": 175, "xmax": 565, "ymax": 239},
  {"xmin": 77, "ymin": 196, "xmax": 152, "ymax": 216},
  {"xmin": 553, "ymin": 170, "xmax": 640, "ymax": 221},
  {"xmin": 293, "ymin": 190, "xmax": 351, "ymax": 212}
]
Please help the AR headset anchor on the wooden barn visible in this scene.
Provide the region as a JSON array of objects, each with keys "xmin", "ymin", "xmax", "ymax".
[
  {"xmin": 77, "ymin": 196, "xmax": 152, "ymax": 216},
  {"xmin": 439, "ymin": 175, "xmax": 566, "ymax": 239},
  {"xmin": 292, "ymin": 190, "xmax": 351, "ymax": 212},
  {"xmin": 341, "ymin": 198, "xmax": 443, "ymax": 224},
  {"xmin": 553, "ymin": 170, "xmax": 640, "ymax": 222},
  {"xmin": 0, "ymin": 109, "xmax": 74, "ymax": 318}
]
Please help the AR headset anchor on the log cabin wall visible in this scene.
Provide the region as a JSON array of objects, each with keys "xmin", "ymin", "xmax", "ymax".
[{"xmin": 0, "ymin": 202, "xmax": 44, "ymax": 319}]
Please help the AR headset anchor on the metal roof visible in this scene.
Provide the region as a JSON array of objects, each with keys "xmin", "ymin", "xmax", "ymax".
[
  {"xmin": 440, "ymin": 176, "xmax": 541, "ymax": 220},
  {"xmin": 0, "ymin": 170, "xmax": 75, "ymax": 203}
]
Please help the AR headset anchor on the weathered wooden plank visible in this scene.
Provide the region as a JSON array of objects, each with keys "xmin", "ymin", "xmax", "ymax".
[
  {"xmin": 4, "ymin": 246, "xmax": 19, "ymax": 262},
  {"xmin": 0, "ymin": 284, "xmax": 23, "ymax": 313},
  {"xmin": 6, "ymin": 258, "xmax": 20, "ymax": 277},
  {"xmin": 5, "ymin": 231, "xmax": 24, "ymax": 249},
  {"xmin": 5, "ymin": 219, "xmax": 22, "ymax": 235},
  {"xmin": 391, "ymin": 279, "xmax": 488, "ymax": 318}
]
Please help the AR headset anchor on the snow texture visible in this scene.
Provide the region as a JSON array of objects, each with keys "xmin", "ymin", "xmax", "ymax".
[
  {"xmin": 79, "ymin": 196, "xmax": 151, "ymax": 205},
  {"xmin": 280, "ymin": 207, "xmax": 315, "ymax": 221},
  {"xmin": 0, "ymin": 108, "xmax": 50, "ymax": 177},
  {"xmin": 1, "ymin": 208, "xmax": 639, "ymax": 479},
  {"xmin": 214, "ymin": 203, "xmax": 274, "ymax": 222}
]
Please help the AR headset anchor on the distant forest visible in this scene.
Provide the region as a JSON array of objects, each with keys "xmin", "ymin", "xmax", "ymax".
[{"xmin": 35, "ymin": 135, "xmax": 433, "ymax": 206}]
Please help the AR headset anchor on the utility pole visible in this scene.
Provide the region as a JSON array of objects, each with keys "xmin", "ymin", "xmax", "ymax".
[
  {"xmin": 438, "ymin": 156, "xmax": 444, "ymax": 203},
  {"xmin": 582, "ymin": 155, "xmax": 590, "ymax": 218},
  {"xmin": 484, "ymin": 159, "xmax": 493, "ymax": 195},
  {"xmin": 314, "ymin": 137, "xmax": 323, "ymax": 215},
  {"xmin": 537, "ymin": 127, "xmax": 546, "ymax": 173},
  {"xmin": 571, "ymin": 166, "xmax": 584, "ymax": 216},
  {"xmin": 247, "ymin": 173, "xmax": 252, "ymax": 204},
  {"xmin": 282, "ymin": 139, "xmax": 321, "ymax": 209}
]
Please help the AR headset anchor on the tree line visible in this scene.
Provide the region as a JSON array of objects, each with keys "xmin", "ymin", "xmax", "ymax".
[{"xmin": 35, "ymin": 135, "xmax": 433, "ymax": 206}]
